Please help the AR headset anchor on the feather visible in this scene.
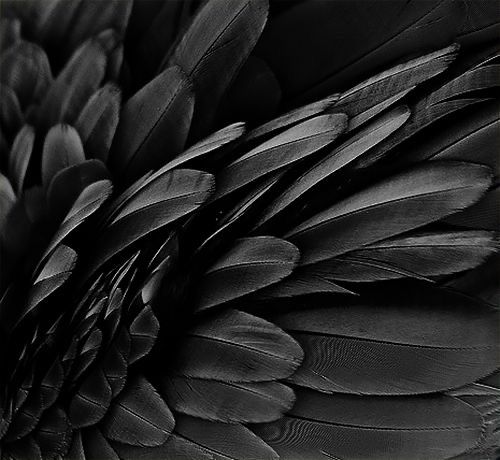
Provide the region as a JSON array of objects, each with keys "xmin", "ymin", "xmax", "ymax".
[
  {"xmin": 164, "ymin": 376, "xmax": 294, "ymax": 423},
  {"xmin": 69, "ymin": 369, "xmax": 112, "ymax": 428},
  {"xmin": 335, "ymin": 45, "xmax": 459, "ymax": 117},
  {"xmin": 444, "ymin": 185, "xmax": 500, "ymax": 231},
  {"xmin": 258, "ymin": 0, "xmax": 477, "ymax": 103},
  {"xmin": 0, "ymin": 18, "xmax": 21, "ymax": 53},
  {"xmin": 65, "ymin": 430, "xmax": 85, "ymax": 460},
  {"xmin": 71, "ymin": 329, "xmax": 102, "ymax": 383},
  {"xmin": 175, "ymin": 416, "xmax": 279, "ymax": 460},
  {"xmin": 41, "ymin": 124, "xmax": 85, "ymax": 186},
  {"xmin": 271, "ymin": 285, "xmax": 500, "ymax": 395},
  {"xmin": 41, "ymin": 180, "xmax": 113, "ymax": 265},
  {"xmin": 82, "ymin": 427, "xmax": 120, "ymax": 460},
  {"xmin": 174, "ymin": 309, "xmax": 303, "ymax": 382},
  {"xmin": 161, "ymin": 122, "xmax": 246, "ymax": 172},
  {"xmin": 102, "ymin": 376, "xmax": 174, "ymax": 447},
  {"xmin": 322, "ymin": 230, "xmax": 498, "ymax": 282},
  {"xmin": 214, "ymin": 113, "xmax": 348, "ymax": 201},
  {"xmin": 8, "ymin": 124, "xmax": 34, "ymax": 193},
  {"xmin": 196, "ymin": 236, "xmax": 299, "ymax": 312},
  {"xmin": 37, "ymin": 30, "xmax": 118, "ymax": 128},
  {"xmin": 85, "ymin": 169, "xmax": 213, "ymax": 278},
  {"xmin": 110, "ymin": 66, "xmax": 194, "ymax": 182},
  {"xmin": 75, "ymin": 83, "xmax": 121, "ymax": 163},
  {"xmin": 255, "ymin": 106, "xmax": 410, "ymax": 228},
  {"xmin": 446, "ymin": 253, "xmax": 500, "ymax": 307},
  {"xmin": 0, "ymin": 84, "xmax": 23, "ymax": 135},
  {"xmin": 4, "ymin": 392, "xmax": 43, "ymax": 442},
  {"xmin": 0, "ymin": 172, "xmax": 15, "ymax": 230},
  {"xmin": 102, "ymin": 329, "xmax": 130, "ymax": 397},
  {"xmin": 255, "ymin": 269, "xmax": 355, "ymax": 299},
  {"xmin": 286, "ymin": 162, "xmax": 492, "ymax": 265},
  {"xmin": 46, "ymin": 159, "xmax": 109, "ymax": 223},
  {"xmin": 129, "ymin": 306, "xmax": 160, "ymax": 365},
  {"xmin": 165, "ymin": 0, "xmax": 269, "ymax": 139},
  {"xmin": 33, "ymin": 405, "xmax": 71, "ymax": 459},
  {"xmin": 39, "ymin": 359, "xmax": 63, "ymax": 411},
  {"xmin": 0, "ymin": 40, "xmax": 52, "ymax": 108},
  {"xmin": 243, "ymin": 94, "xmax": 340, "ymax": 144},
  {"xmin": 65, "ymin": 0, "xmax": 132, "ymax": 52},
  {"xmin": 113, "ymin": 415, "xmax": 279, "ymax": 460},
  {"xmin": 427, "ymin": 63, "xmax": 500, "ymax": 106},
  {"xmin": 253, "ymin": 389, "xmax": 485, "ymax": 460},
  {"xmin": 19, "ymin": 245, "xmax": 77, "ymax": 323}
]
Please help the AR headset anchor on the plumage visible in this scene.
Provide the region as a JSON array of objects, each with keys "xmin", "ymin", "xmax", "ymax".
[
  {"xmin": 255, "ymin": 106, "xmax": 410, "ymax": 229},
  {"xmin": 213, "ymin": 113, "xmax": 348, "ymax": 201},
  {"xmin": 165, "ymin": 0, "xmax": 269, "ymax": 139},
  {"xmin": 102, "ymin": 376, "xmax": 174, "ymax": 447},
  {"xmin": 196, "ymin": 236, "xmax": 299, "ymax": 311},
  {"xmin": 20, "ymin": 245, "xmax": 77, "ymax": 323},
  {"xmin": 321, "ymin": 230, "xmax": 498, "ymax": 282},
  {"xmin": 253, "ymin": 389, "xmax": 485, "ymax": 460},
  {"xmin": 164, "ymin": 377, "xmax": 294, "ymax": 423},
  {"xmin": 0, "ymin": 2, "xmax": 498, "ymax": 460},
  {"xmin": 110, "ymin": 66, "xmax": 194, "ymax": 181},
  {"xmin": 41, "ymin": 124, "xmax": 85, "ymax": 186},
  {"xmin": 8, "ymin": 124, "xmax": 34, "ymax": 193},
  {"xmin": 271, "ymin": 286, "xmax": 499, "ymax": 395},
  {"xmin": 286, "ymin": 162, "xmax": 492, "ymax": 265},
  {"xmin": 69, "ymin": 369, "xmax": 112, "ymax": 428},
  {"xmin": 75, "ymin": 83, "xmax": 121, "ymax": 162},
  {"xmin": 85, "ymin": 168, "xmax": 214, "ymax": 278},
  {"xmin": 174, "ymin": 309, "xmax": 303, "ymax": 382}
]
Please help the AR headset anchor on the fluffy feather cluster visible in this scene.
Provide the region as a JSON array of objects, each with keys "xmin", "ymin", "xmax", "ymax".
[{"xmin": 0, "ymin": 1, "xmax": 499, "ymax": 459}]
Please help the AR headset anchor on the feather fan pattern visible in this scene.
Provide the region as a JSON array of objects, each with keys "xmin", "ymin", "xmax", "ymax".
[{"xmin": 0, "ymin": 1, "xmax": 498, "ymax": 459}]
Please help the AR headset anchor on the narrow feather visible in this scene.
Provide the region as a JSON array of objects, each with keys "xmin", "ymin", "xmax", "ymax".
[
  {"xmin": 165, "ymin": 0, "xmax": 268, "ymax": 139},
  {"xmin": 335, "ymin": 45, "xmax": 459, "ymax": 117},
  {"xmin": 41, "ymin": 124, "xmax": 85, "ymax": 186},
  {"xmin": 0, "ymin": 84, "xmax": 23, "ymax": 135},
  {"xmin": 325, "ymin": 230, "xmax": 498, "ymax": 282},
  {"xmin": 102, "ymin": 376, "xmax": 174, "ymax": 447},
  {"xmin": 0, "ymin": 172, "xmax": 15, "ymax": 230},
  {"xmin": 287, "ymin": 162, "xmax": 492, "ymax": 265},
  {"xmin": 243, "ymin": 93, "xmax": 340, "ymax": 144},
  {"xmin": 214, "ymin": 113, "xmax": 348, "ymax": 200},
  {"xmin": 41, "ymin": 180, "xmax": 112, "ymax": 265},
  {"xmin": 8, "ymin": 124, "xmax": 34, "ymax": 193},
  {"xmin": 110, "ymin": 65, "xmax": 194, "ymax": 181},
  {"xmin": 196, "ymin": 236, "xmax": 299, "ymax": 312},
  {"xmin": 161, "ymin": 122, "xmax": 246, "ymax": 172},
  {"xmin": 255, "ymin": 106, "xmax": 409, "ymax": 228},
  {"xmin": 175, "ymin": 309, "xmax": 303, "ymax": 382},
  {"xmin": 253, "ymin": 390, "xmax": 484, "ymax": 460},
  {"xmin": 164, "ymin": 376, "xmax": 294, "ymax": 423},
  {"xmin": 19, "ymin": 245, "xmax": 77, "ymax": 323},
  {"xmin": 75, "ymin": 83, "xmax": 121, "ymax": 162},
  {"xmin": 272, "ymin": 286, "xmax": 500, "ymax": 395}
]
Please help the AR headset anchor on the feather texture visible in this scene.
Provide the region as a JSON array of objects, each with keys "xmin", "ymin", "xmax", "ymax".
[
  {"xmin": 287, "ymin": 162, "xmax": 492, "ymax": 265},
  {"xmin": 215, "ymin": 113, "xmax": 348, "ymax": 200},
  {"xmin": 164, "ymin": 377, "xmax": 294, "ymax": 423},
  {"xmin": 174, "ymin": 309, "xmax": 303, "ymax": 382},
  {"xmin": 253, "ymin": 389, "xmax": 485, "ymax": 460},
  {"xmin": 110, "ymin": 66, "xmax": 194, "ymax": 182},
  {"xmin": 272, "ymin": 286, "xmax": 500, "ymax": 395},
  {"xmin": 196, "ymin": 236, "xmax": 299, "ymax": 311},
  {"xmin": 8, "ymin": 124, "xmax": 34, "ymax": 193},
  {"xmin": 102, "ymin": 376, "xmax": 174, "ymax": 447},
  {"xmin": 165, "ymin": 0, "xmax": 269, "ymax": 139}
]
